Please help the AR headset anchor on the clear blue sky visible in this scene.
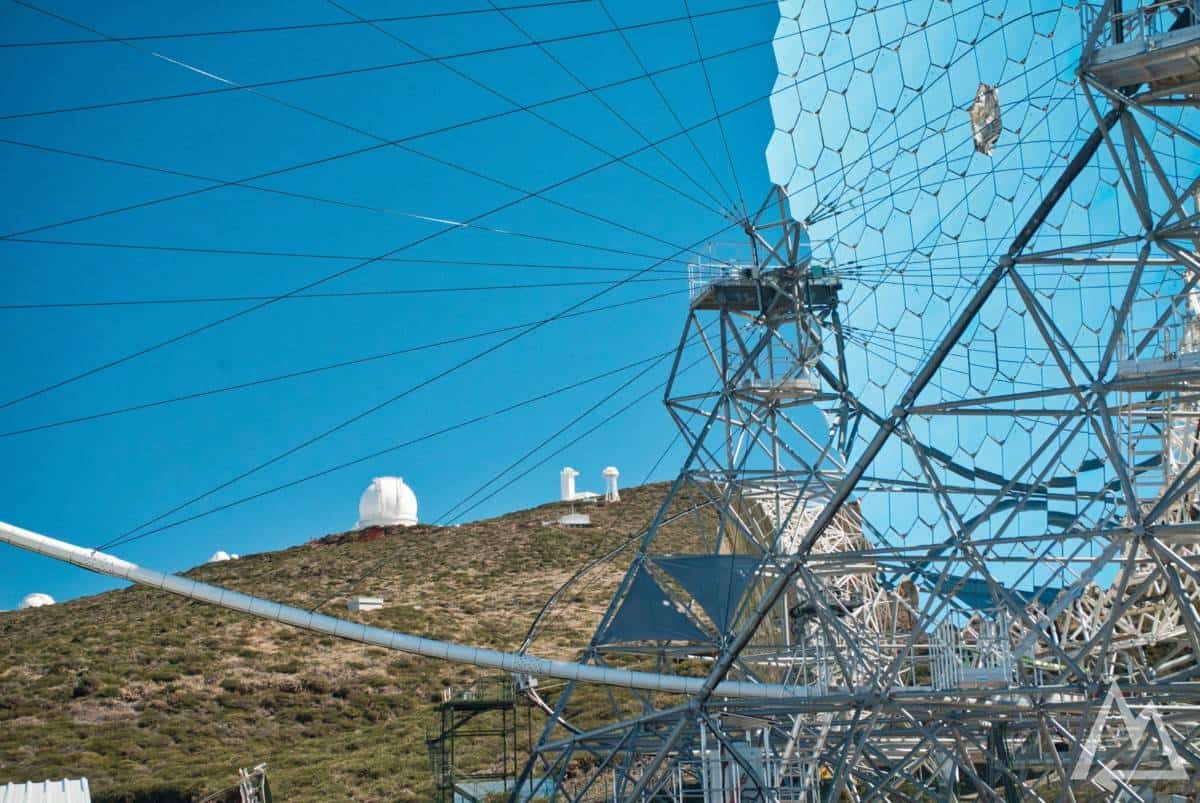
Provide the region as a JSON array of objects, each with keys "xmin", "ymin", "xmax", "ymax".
[{"xmin": 0, "ymin": 0, "xmax": 781, "ymax": 607}]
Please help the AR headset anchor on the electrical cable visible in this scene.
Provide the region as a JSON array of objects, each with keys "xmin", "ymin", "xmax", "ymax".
[
  {"xmin": 477, "ymin": 0, "xmax": 737, "ymax": 219},
  {"xmin": 435, "ymin": 324, "xmax": 709, "ymax": 523},
  {"xmin": 0, "ymin": 277, "xmax": 677, "ymax": 311},
  {"xmin": 0, "ymin": 289, "xmax": 687, "ymax": 440},
  {"xmin": 0, "ymin": 1, "xmax": 592, "ymax": 47},
  {"xmin": 0, "ymin": 238, "xmax": 691, "ymax": 274},
  {"xmin": 680, "ymin": 0, "xmax": 747, "ymax": 219},
  {"xmin": 99, "ymin": 343, "xmax": 691, "ymax": 553},
  {"xmin": 0, "ymin": 2, "xmax": 756, "ymax": 412},
  {"xmin": 101, "ymin": 220, "xmax": 737, "ymax": 549},
  {"xmin": 0, "ymin": 1, "xmax": 778, "ymax": 120}
]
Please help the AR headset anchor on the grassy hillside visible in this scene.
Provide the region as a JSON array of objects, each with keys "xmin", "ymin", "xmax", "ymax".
[{"xmin": 0, "ymin": 483, "xmax": 675, "ymax": 801}]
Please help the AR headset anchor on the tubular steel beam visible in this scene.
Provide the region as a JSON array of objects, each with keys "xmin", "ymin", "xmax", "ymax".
[{"xmin": 0, "ymin": 519, "xmax": 813, "ymax": 700}]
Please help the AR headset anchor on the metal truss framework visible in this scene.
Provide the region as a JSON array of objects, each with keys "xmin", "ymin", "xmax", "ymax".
[{"xmin": 516, "ymin": 2, "xmax": 1200, "ymax": 800}]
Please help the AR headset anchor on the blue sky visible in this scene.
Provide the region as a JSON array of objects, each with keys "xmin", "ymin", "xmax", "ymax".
[
  {"xmin": 1, "ymin": 0, "xmax": 1168, "ymax": 616},
  {"xmin": 0, "ymin": 0, "xmax": 782, "ymax": 607}
]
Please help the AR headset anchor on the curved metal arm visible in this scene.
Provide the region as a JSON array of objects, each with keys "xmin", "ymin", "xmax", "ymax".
[{"xmin": 0, "ymin": 520, "xmax": 808, "ymax": 701}]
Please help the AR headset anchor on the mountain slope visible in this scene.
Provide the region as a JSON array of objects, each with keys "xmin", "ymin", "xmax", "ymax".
[{"xmin": 0, "ymin": 483, "xmax": 672, "ymax": 801}]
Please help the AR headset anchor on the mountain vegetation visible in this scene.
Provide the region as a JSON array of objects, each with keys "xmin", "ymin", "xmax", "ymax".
[{"xmin": 0, "ymin": 483, "xmax": 675, "ymax": 801}]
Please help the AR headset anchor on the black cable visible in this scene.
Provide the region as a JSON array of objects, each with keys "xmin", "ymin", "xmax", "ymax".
[
  {"xmin": 101, "ymin": 221, "xmax": 737, "ymax": 548},
  {"xmin": 1, "ymin": 0, "xmax": 909, "ymax": 248},
  {"xmin": 328, "ymin": 0, "xmax": 732, "ymax": 220},
  {"xmin": 680, "ymin": 0, "xmax": 747, "ymax": 219},
  {"xmin": 0, "ymin": 289, "xmax": 687, "ymax": 440},
  {"xmin": 0, "ymin": 1, "xmax": 778, "ymax": 121},
  {"xmin": 0, "ymin": 0, "xmax": 783, "ymax": 411},
  {"xmin": 0, "ymin": 1, "xmax": 591, "ymax": 47},
  {"xmin": 305, "ymin": 342, "xmax": 688, "ymax": 615},
  {"xmin": 595, "ymin": 0, "xmax": 740, "ymax": 216},
  {"xmin": 479, "ymin": 0, "xmax": 736, "ymax": 219},
  {"xmin": 441, "ymin": 348, "xmax": 708, "ymax": 526},
  {"xmin": 435, "ymin": 325, "xmax": 706, "ymax": 523},
  {"xmin": 0, "ymin": 158, "xmax": 694, "ymax": 264},
  {"xmin": 0, "ymin": 277, "xmax": 677, "ymax": 310},
  {"xmin": 0, "ymin": 238, "xmax": 691, "ymax": 274},
  {"xmin": 99, "ymin": 344, "xmax": 686, "ymax": 553},
  {"xmin": 1, "ymin": 89, "xmax": 716, "ymax": 266}
]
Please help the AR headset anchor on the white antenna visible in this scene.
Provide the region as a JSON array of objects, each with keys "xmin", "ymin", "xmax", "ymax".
[
  {"xmin": 559, "ymin": 467, "xmax": 579, "ymax": 501},
  {"xmin": 602, "ymin": 466, "xmax": 620, "ymax": 503}
]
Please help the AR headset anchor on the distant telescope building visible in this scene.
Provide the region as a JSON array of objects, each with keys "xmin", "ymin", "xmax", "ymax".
[
  {"xmin": 603, "ymin": 466, "xmax": 620, "ymax": 503},
  {"xmin": 560, "ymin": 467, "xmax": 579, "ymax": 502},
  {"xmin": 17, "ymin": 593, "xmax": 54, "ymax": 610},
  {"xmin": 356, "ymin": 476, "xmax": 418, "ymax": 528}
]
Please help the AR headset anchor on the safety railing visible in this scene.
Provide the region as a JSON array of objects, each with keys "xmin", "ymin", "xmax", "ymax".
[{"xmin": 1083, "ymin": 0, "xmax": 1200, "ymax": 49}]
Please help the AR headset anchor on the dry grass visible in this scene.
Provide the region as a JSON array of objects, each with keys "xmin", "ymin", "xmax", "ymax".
[{"xmin": 0, "ymin": 483, "xmax": 680, "ymax": 801}]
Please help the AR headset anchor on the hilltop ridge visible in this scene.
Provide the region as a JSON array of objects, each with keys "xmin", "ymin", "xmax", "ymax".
[{"xmin": 0, "ymin": 483, "xmax": 671, "ymax": 801}]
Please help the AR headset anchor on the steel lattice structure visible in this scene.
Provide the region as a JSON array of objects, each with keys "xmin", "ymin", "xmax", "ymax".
[
  {"xmin": 2, "ymin": 2, "xmax": 1200, "ymax": 801},
  {"xmin": 514, "ymin": 2, "xmax": 1200, "ymax": 800}
]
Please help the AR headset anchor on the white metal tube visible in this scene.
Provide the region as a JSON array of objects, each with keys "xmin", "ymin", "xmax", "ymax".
[{"xmin": 0, "ymin": 520, "xmax": 808, "ymax": 700}]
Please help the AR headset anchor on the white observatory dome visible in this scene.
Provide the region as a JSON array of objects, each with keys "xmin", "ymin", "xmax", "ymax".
[
  {"xmin": 18, "ymin": 592, "xmax": 54, "ymax": 610},
  {"xmin": 208, "ymin": 550, "xmax": 231, "ymax": 563},
  {"xmin": 357, "ymin": 476, "xmax": 418, "ymax": 528}
]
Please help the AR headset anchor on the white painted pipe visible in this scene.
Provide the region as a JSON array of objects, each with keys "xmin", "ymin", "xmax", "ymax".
[{"xmin": 0, "ymin": 520, "xmax": 807, "ymax": 700}]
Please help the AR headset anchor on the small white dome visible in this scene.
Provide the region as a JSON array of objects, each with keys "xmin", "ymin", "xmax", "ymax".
[
  {"xmin": 208, "ymin": 550, "xmax": 231, "ymax": 563},
  {"xmin": 357, "ymin": 476, "xmax": 418, "ymax": 528},
  {"xmin": 602, "ymin": 466, "xmax": 620, "ymax": 477},
  {"xmin": 18, "ymin": 592, "xmax": 55, "ymax": 609}
]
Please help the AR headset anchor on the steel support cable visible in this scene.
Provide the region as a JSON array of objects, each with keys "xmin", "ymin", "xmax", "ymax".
[
  {"xmin": 442, "ymin": 349, "xmax": 707, "ymax": 528},
  {"xmin": 0, "ymin": 1, "xmax": 593, "ymax": 47},
  {"xmin": 0, "ymin": 0, "xmax": 780, "ymax": 121},
  {"xmin": 434, "ymin": 324, "xmax": 710, "ymax": 524},
  {"xmin": 301, "ymin": 342, "xmax": 697, "ymax": 615},
  {"xmin": 0, "ymin": 239, "xmax": 692, "ymax": 274},
  {"xmin": 0, "ymin": 277, "xmax": 678, "ymax": 311},
  {"xmin": 0, "ymin": 4, "xmax": 964, "ymax": 252},
  {"xmin": 0, "ymin": 3, "xmax": 767, "ymax": 411},
  {"xmin": 97, "ymin": 343, "xmax": 689, "ymax": 552},
  {"xmin": 319, "ymin": 345, "xmax": 710, "ymax": 624},
  {"xmin": 0, "ymin": 520, "xmax": 808, "ymax": 699},
  {"xmin": 3, "ymin": 20, "xmax": 720, "ymax": 273},
  {"xmin": 0, "ymin": 289, "xmax": 687, "ymax": 440},
  {"xmin": 681, "ymin": 0, "xmax": 747, "ymax": 219},
  {"xmin": 478, "ymin": 0, "xmax": 737, "ymax": 219},
  {"xmin": 103, "ymin": 220, "xmax": 737, "ymax": 549},
  {"xmin": 307, "ymin": 352, "xmax": 705, "ymax": 632},
  {"xmin": 0, "ymin": 137, "xmax": 702, "ymax": 268},
  {"xmin": 595, "ymin": 0, "xmax": 741, "ymax": 219},
  {"xmin": 325, "ymin": 1, "xmax": 732, "ymax": 223}
]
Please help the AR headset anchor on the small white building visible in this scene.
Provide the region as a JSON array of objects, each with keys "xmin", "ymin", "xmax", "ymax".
[
  {"xmin": 0, "ymin": 778, "xmax": 91, "ymax": 803},
  {"xmin": 17, "ymin": 593, "xmax": 54, "ymax": 610},
  {"xmin": 559, "ymin": 467, "xmax": 599, "ymax": 502},
  {"xmin": 348, "ymin": 596, "xmax": 385, "ymax": 613},
  {"xmin": 557, "ymin": 513, "xmax": 591, "ymax": 527},
  {"xmin": 356, "ymin": 476, "xmax": 418, "ymax": 528},
  {"xmin": 207, "ymin": 550, "xmax": 232, "ymax": 563},
  {"xmin": 559, "ymin": 467, "xmax": 579, "ymax": 502},
  {"xmin": 602, "ymin": 466, "xmax": 620, "ymax": 503}
]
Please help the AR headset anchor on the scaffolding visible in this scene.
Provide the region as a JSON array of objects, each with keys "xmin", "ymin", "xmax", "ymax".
[{"xmin": 426, "ymin": 678, "xmax": 531, "ymax": 803}]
